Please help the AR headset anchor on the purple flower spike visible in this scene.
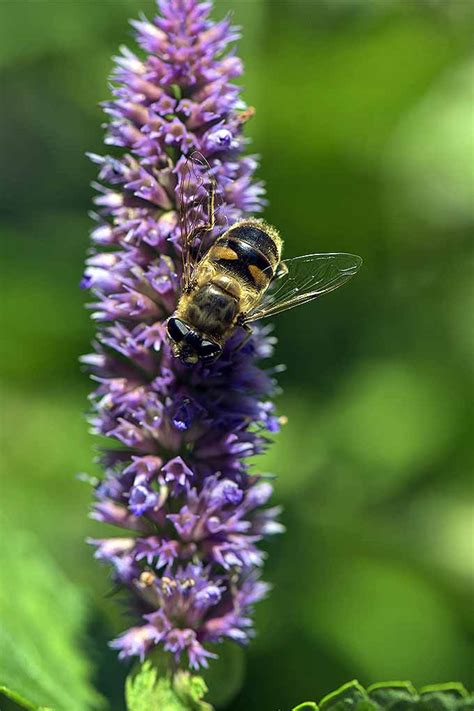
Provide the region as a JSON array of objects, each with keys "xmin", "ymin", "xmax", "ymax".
[{"xmin": 84, "ymin": 0, "xmax": 283, "ymax": 671}]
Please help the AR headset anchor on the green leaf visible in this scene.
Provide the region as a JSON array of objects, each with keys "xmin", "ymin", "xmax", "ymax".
[
  {"xmin": 319, "ymin": 680, "xmax": 368, "ymax": 710},
  {"xmin": 0, "ymin": 530, "xmax": 103, "ymax": 711},
  {"xmin": 420, "ymin": 682, "xmax": 469, "ymax": 698},
  {"xmin": 125, "ymin": 660, "xmax": 213, "ymax": 711},
  {"xmin": 291, "ymin": 681, "xmax": 473, "ymax": 711},
  {"xmin": 0, "ymin": 685, "xmax": 53, "ymax": 710},
  {"xmin": 368, "ymin": 681, "xmax": 418, "ymax": 709},
  {"xmin": 419, "ymin": 683, "xmax": 470, "ymax": 711}
]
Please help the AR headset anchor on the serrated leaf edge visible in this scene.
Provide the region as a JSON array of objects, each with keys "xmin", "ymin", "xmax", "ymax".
[
  {"xmin": 420, "ymin": 682, "xmax": 468, "ymax": 698},
  {"xmin": 319, "ymin": 679, "xmax": 367, "ymax": 707},
  {"xmin": 367, "ymin": 680, "xmax": 417, "ymax": 695},
  {"xmin": 291, "ymin": 680, "xmax": 473, "ymax": 710}
]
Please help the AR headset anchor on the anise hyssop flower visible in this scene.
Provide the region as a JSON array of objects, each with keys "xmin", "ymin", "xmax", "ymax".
[{"xmin": 83, "ymin": 0, "xmax": 283, "ymax": 670}]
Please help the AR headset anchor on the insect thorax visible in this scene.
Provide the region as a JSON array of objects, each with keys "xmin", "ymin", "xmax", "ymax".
[{"xmin": 179, "ymin": 283, "xmax": 238, "ymax": 340}]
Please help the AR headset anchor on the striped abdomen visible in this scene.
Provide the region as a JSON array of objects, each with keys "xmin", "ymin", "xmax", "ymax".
[
  {"xmin": 206, "ymin": 220, "xmax": 282, "ymax": 297},
  {"xmin": 177, "ymin": 219, "xmax": 283, "ymax": 342}
]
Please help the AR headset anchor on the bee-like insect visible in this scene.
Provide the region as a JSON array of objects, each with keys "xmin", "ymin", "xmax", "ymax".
[{"xmin": 167, "ymin": 154, "xmax": 362, "ymax": 364}]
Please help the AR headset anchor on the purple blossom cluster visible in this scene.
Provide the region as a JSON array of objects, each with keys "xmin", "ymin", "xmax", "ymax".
[{"xmin": 83, "ymin": 0, "xmax": 283, "ymax": 670}]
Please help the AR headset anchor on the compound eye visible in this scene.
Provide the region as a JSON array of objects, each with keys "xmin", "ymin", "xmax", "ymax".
[
  {"xmin": 167, "ymin": 317, "xmax": 189, "ymax": 343},
  {"xmin": 198, "ymin": 340, "xmax": 221, "ymax": 362}
]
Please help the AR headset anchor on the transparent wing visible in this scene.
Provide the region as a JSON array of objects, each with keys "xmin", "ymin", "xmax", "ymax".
[
  {"xmin": 243, "ymin": 252, "xmax": 363, "ymax": 323},
  {"xmin": 177, "ymin": 151, "xmax": 217, "ymax": 291}
]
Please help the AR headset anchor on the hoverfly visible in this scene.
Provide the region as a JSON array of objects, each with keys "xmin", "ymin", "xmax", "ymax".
[{"xmin": 167, "ymin": 153, "xmax": 362, "ymax": 364}]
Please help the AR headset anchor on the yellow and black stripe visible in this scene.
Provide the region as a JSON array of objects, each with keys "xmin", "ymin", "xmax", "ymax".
[{"xmin": 208, "ymin": 220, "xmax": 282, "ymax": 292}]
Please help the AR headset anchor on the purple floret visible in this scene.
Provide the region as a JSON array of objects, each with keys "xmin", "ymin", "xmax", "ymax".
[{"xmin": 84, "ymin": 0, "xmax": 283, "ymax": 670}]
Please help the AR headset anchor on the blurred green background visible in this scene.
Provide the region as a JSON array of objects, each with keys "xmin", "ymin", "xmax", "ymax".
[{"xmin": 1, "ymin": 0, "xmax": 473, "ymax": 709}]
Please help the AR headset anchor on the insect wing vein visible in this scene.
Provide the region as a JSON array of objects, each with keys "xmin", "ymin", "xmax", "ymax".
[{"xmin": 243, "ymin": 252, "xmax": 362, "ymax": 322}]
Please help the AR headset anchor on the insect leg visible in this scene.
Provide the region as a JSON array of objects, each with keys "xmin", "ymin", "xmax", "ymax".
[
  {"xmin": 192, "ymin": 177, "xmax": 215, "ymax": 237},
  {"xmin": 231, "ymin": 322, "xmax": 253, "ymax": 353},
  {"xmin": 204, "ymin": 177, "xmax": 216, "ymax": 231}
]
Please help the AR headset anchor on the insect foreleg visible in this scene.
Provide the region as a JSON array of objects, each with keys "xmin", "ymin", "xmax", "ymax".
[{"xmin": 231, "ymin": 322, "xmax": 253, "ymax": 353}]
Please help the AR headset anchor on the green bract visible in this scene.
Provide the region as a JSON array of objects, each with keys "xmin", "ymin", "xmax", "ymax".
[{"xmin": 125, "ymin": 661, "xmax": 212, "ymax": 711}]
